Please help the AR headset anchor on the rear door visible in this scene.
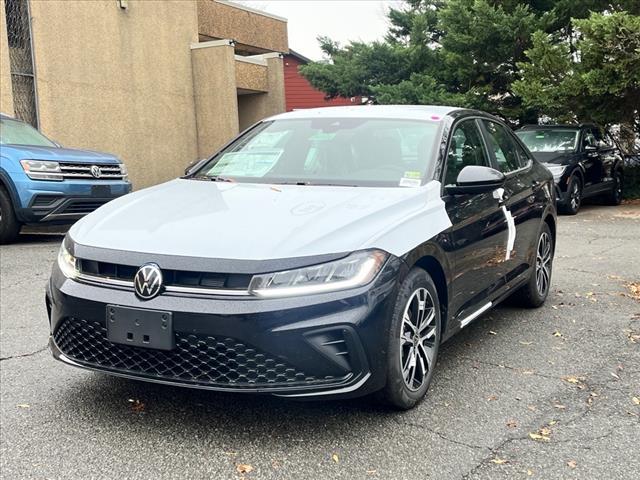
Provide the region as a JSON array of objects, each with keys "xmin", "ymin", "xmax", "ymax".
[
  {"xmin": 580, "ymin": 128, "xmax": 602, "ymax": 191},
  {"xmin": 441, "ymin": 119, "xmax": 508, "ymax": 322},
  {"xmin": 480, "ymin": 119, "xmax": 540, "ymax": 281}
]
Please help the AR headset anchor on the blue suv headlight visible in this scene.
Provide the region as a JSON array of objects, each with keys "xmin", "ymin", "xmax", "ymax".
[{"xmin": 20, "ymin": 159, "xmax": 63, "ymax": 181}]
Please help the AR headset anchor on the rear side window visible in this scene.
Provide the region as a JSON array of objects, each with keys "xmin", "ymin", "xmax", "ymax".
[
  {"xmin": 444, "ymin": 120, "xmax": 490, "ymax": 186},
  {"xmin": 482, "ymin": 120, "xmax": 524, "ymax": 173}
]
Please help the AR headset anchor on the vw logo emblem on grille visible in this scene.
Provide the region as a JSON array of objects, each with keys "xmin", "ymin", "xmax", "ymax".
[
  {"xmin": 134, "ymin": 263, "xmax": 163, "ymax": 300},
  {"xmin": 90, "ymin": 165, "xmax": 102, "ymax": 178}
]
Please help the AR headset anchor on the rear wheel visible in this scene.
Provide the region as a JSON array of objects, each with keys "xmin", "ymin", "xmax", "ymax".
[
  {"xmin": 561, "ymin": 175, "xmax": 582, "ymax": 215},
  {"xmin": 512, "ymin": 223, "xmax": 553, "ymax": 308},
  {"xmin": 605, "ymin": 169, "xmax": 623, "ymax": 205},
  {"xmin": 379, "ymin": 268, "xmax": 441, "ymax": 410},
  {"xmin": 0, "ymin": 186, "xmax": 21, "ymax": 244}
]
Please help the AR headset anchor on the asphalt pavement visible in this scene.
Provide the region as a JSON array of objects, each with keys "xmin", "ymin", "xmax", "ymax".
[{"xmin": 1, "ymin": 204, "xmax": 639, "ymax": 479}]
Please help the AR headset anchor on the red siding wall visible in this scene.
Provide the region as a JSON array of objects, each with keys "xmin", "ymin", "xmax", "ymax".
[{"xmin": 284, "ymin": 55, "xmax": 357, "ymax": 111}]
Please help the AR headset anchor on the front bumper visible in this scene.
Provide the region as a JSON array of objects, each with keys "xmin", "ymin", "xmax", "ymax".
[
  {"xmin": 14, "ymin": 178, "xmax": 131, "ymax": 224},
  {"xmin": 47, "ymin": 257, "xmax": 403, "ymax": 399}
]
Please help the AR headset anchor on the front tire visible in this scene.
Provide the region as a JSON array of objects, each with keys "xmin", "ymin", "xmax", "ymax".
[
  {"xmin": 0, "ymin": 186, "xmax": 21, "ymax": 245},
  {"xmin": 560, "ymin": 175, "xmax": 582, "ymax": 215},
  {"xmin": 605, "ymin": 169, "xmax": 623, "ymax": 205},
  {"xmin": 379, "ymin": 268, "xmax": 441, "ymax": 410},
  {"xmin": 512, "ymin": 223, "xmax": 554, "ymax": 308}
]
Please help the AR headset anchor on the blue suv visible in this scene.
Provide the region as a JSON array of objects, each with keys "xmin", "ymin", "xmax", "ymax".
[{"xmin": 0, "ymin": 114, "xmax": 131, "ymax": 243}]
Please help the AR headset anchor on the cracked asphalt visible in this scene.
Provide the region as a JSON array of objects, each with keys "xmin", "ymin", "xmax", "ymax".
[{"xmin": 1, "ymin": 204, "xmax": 639, "ymax": 479}]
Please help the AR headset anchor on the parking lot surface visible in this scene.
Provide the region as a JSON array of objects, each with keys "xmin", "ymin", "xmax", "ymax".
[{"xmin": 1, "ymin": 204, "xmax": 639, "ymax": 479}]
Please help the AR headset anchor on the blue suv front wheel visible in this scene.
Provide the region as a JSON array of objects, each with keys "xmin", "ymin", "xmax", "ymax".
[{"xmin": 0, "ymin": 185, "xmax": 21, "ymax": 244}]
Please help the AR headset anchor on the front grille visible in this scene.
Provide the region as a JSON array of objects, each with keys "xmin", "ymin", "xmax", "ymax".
[
  {"xmin": 78, "ymin": 260, "xmax": 252, "ymax": 290},
  {"xmin": 54, "ymin": 318, "xmax": 341, "ymax": 389},
  {"xmin": 59, "ymin": 162, "xmax": 125, "ymax": 180},
  {"xmin": 31, "ymin": 194, "xmax": 62, "ymax": 208},
  {"xmin": 60, "ymin": 200, "xmax": 109, "ymax": 215}
]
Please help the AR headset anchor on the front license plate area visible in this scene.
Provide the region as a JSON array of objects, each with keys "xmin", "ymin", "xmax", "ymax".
[{"xmin": 106, "ymin": 305, "xmax": 174, "ymax": 350}]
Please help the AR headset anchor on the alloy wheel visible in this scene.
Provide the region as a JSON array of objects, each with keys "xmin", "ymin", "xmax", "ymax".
[
  {"xmin": 615, "ymin": 172, "xmax": 623, "ymax": 202},
  {"xmin": 535, "ymin": 232, "xmax": 552, "ymax": 297},
  {"xmin": 400, "ymin": 288, "xmax": 437, "ymax": 391},
  {"xmin": 569, "ymin": 179, "xmax": 581, "ymax": 211}
]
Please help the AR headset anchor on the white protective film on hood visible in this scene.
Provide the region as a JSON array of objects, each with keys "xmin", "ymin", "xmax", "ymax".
[{"xmin": 70, "ymin": 179, "xmax": 452, "ymax": 260}]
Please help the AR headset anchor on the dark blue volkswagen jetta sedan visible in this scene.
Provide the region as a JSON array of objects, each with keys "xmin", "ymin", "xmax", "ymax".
[{"xmin": 47, "ymin": 106, "xmax": 555, "ymax": 409}]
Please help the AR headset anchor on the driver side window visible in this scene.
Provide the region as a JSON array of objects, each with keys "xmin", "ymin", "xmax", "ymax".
[{"xmin": 444, "ymin": 120, "xmax": 490, "ymax": 186}]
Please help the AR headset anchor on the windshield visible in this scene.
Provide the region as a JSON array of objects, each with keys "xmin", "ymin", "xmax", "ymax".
[
  {"xmin": 192, "ymin": 118, "xmax": 441, "ymax": 187},
  {"xmin": 516, "ymin": 129, "xmax": 578, "ymax": 153},
  {"xmin": 0, "ymin": 117, "xmax": 56, "ymax": 147}
]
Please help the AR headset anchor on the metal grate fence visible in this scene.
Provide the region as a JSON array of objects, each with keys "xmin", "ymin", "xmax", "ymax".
[{"xmin": 4, "ymin": 0, "xmax": 38, "ymax": 127}]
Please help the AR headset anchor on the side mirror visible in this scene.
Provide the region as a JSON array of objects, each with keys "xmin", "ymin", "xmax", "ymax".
[
  {"xmin": 184, "ymin": 158, "xmax": 207, "ymax": 176},
  {"xmin": 445, "ymin": 165, "xmax": 505, "ymax": 195}
]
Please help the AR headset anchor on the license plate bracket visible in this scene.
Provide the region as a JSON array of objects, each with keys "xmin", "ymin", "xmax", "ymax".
[{"xmin": 106, "ymin": 305, "xmax": 174, "ymax": 350}]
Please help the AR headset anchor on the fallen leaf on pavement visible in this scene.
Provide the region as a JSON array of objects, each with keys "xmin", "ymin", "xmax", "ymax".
[
  {"xmin": 506, "ymin": 420, "xmax": 517, "ymax": 428},
  {"xmin": 332, "ymin": 453, "xmax": 339, "ymax": 464},
  {"xmin": 552, "ymin": 331, "xmax": 563, "ymax": 337},
  {"xmin": 553, "ymin": 404, "xmax": 566, "ymax": 410},
  {"xmin": 489, "ymin": 331, "xmax": 497, "ymax": 335},
  {"xmin": 128, "ymin": 398, "xmax": 145, "ymax": 413},
  {"xmin": 539, "ymin": 427, "xmax": 552, "ymax": 436},
  {"xmin": 491, "ymin": 458, "xmax": 508, "ymax": 464},
  {"xmin": 366, "ymin": 469, "xmax": 377, "ymax": 475},
  {"xmin": 236, "ymin": 464, "xmax": 253, "ymax": 475},
  {"xmin": 567, "ymin": 460, "xmax": 577, "ymax": 469},
  {"xmin": 527, "ymin": 469, "xmax": 534, "ymax": 476},
  {"xmin": 624, "ymin": 282, "xmax": 640, "ymax": 301},
  {"xmin": 528, "ymin": 432, "xmax": 550, "ymax": 442},
  {"xmin": 487, "ymin": 395, "xmax": 498, "ymax": 401},
  {"xmin": 632, "ymin": 397, "xmax": 640, "ymax": 405},
  {"xmin": 610, "ymin": 372, "xmax": 620, "ymax": 380},
  {"xmin": 17, "ymin": 404, "xmax": 30, "ymax": 409},
  {"xmin": 562, "ymin": 376, "xmax": 586, "ymax": 386}
]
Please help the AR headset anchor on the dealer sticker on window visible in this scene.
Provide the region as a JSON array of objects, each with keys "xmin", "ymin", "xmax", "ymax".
[{"xmin": 399, "ymin": 177, "xmax": 422, "ymax": 187}]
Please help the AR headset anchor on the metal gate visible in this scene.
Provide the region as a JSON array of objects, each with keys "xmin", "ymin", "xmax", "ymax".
[{"xmin": 4, "ymin": 0, "xmax": 38, "ymax": 127}]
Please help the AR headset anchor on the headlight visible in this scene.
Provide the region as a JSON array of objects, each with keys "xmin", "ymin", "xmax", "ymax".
[
  {"xmin": 248, "ymin": 250, "xmax": 388, "ymax": 298},
  {"xmin": 119, "ymin": 163, "xmax": 128, "ymax": 180},
  {"xmin": 57, "ymin": 241, "xmax": 79, "ymax": 279},
  {"xmin": 20, "ymin": 160, "xmax": 62, "ymax": 181},
  {"xmin": 544, "ymin": 164, "xmax": 566, "ymax": 182}
]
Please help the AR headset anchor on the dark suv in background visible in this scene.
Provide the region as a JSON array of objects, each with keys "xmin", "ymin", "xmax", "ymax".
[{"xmin": 516, "ymin": 124, "xmax": 624, "ymax": 214}]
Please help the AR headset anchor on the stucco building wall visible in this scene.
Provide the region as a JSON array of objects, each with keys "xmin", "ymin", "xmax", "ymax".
[
  {"xmin": 197, "ymin": 0, "xmax": 288, "ymax": 54},
  {"xmin": 0, "ymin": 0, "xmax": 14, "ymax": 116},
  {"xmin": 28, "ymin": 0, "xmax": 200, "ymax": 189},
  {"xmin": 191, "ymin": 42, "xmax": 239, "ymax": 158},
  {"xmin": 2, "ymin": 0, "xmax": 287, "ymax": 189},
  {"xmin": 237, "ymin": 56, "xmax": 285, "ymax": 131}
]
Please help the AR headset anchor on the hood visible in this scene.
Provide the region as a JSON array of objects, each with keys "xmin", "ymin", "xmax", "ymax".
[
  {"xmin": 0, "ymin": 144, "xmax": 120, "ymax": 163},
  {"xmin": 70, "ymin": 179, "xmax": 452, "ymax": 260},
  {"xmin": 530, "ymin": 151, "xmax": 578, "ymax": 165}
]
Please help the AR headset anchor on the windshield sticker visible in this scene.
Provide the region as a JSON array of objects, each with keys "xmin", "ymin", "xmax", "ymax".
[
  {"xmin": 209, "ymin": 150, "xmax": 282, "ymax": 177},
  {"xmin": 403, "ymin": 171, "xmax": 422, "ymax": 179},
  {"xmin": 399, "ymin": 177, "xmax": 422, "ymax": 188}
]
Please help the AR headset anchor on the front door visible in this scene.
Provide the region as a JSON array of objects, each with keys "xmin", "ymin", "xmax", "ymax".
[
  {"xmin": 480, "ymin": 119, "xmax": 539, "ymax": 280},
  {"xmin": 441, "ymin": 119, "xmax": 508, "ymax": 323}
]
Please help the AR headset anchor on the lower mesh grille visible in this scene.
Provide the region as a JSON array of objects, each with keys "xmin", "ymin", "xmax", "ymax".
[
  {"xmin": 54, "ymin": 318, "xmax": 340, "ymax": 389},
  {"xmin": 60, "ymin": 200, "xmax": 108, "ymax": 215}
]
